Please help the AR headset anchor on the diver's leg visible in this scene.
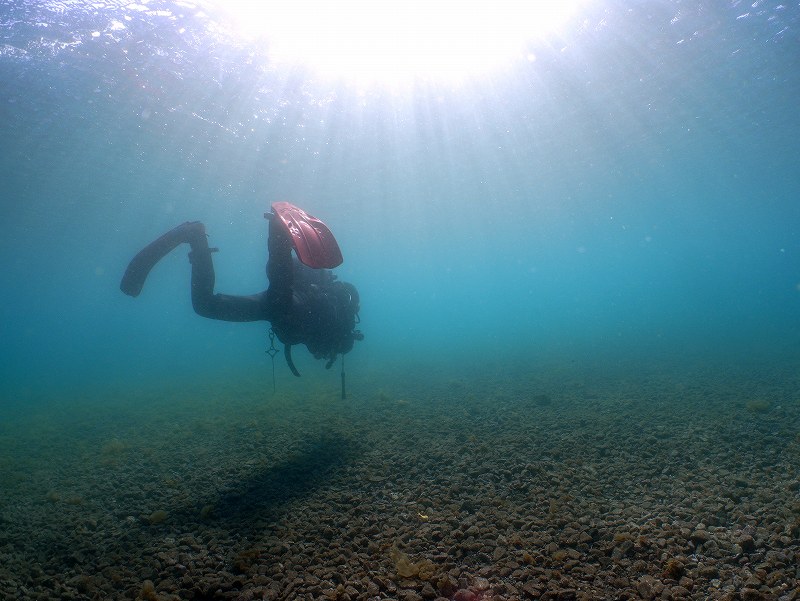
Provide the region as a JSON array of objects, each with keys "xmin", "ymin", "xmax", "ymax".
[
  {"xmin": 122, "ymin": 221, "xmax": 265, "ymax": 321},
  {"xmin": 266, "ymin": 216, "xmax": 293, "ymax": 312},
  {"xmin": 188, "ymin": 228, "xmax": 266, "ymax": 321},
  {"xmin": 120, "ymin": 221, "xmax": 207, "ymax": 297},
  {"xmin": 120, "ymin": 219, "xmax": 233, "ymax": 316},
  {"xmin": 186, "ymin": 225, "xmax": 216, "ymax": 314}
]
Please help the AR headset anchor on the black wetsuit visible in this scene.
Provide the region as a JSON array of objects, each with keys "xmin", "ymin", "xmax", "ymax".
[{"xmin": 121, "ymin": 217, "xmax": 362, "ymax": 374}]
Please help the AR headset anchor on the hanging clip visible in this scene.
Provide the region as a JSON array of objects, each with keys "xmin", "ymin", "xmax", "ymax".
[{"xmin": 266, "ymin": 329, "xmax": 279, "ymax": 392}]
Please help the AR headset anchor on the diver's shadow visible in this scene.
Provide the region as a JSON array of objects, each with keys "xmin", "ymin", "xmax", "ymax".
[{"xmin": 207, "ymin": 434, "xmax": 357, "ymax": 527}]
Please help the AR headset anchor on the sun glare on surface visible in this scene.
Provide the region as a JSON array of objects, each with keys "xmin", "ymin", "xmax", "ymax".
[{"xmin": 208, "ymin": 0, "xmax": 584, "ymax": 85}]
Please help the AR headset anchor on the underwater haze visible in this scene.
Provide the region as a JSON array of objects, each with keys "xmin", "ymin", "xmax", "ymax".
[
  {"xmin": 1, "ymin": 1, "xmax": 800, "ymax": 600},
  {"xmin": 1, "ymin": 1, "xmax": 799, "ymax": 398}
]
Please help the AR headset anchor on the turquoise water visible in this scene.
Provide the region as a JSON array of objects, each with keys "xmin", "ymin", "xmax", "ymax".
[
  {"xmin": 2, "ymin": 3, "xmax": 800, "ymax": 600},
  {"xmin": 1, "ymin": 1, "xmax": 799, "ymax": 397}
]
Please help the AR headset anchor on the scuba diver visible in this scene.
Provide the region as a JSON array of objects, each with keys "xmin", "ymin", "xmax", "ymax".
[{"xmin": 120, "ymin": 202, "xmax": 363, "ymax": 383}]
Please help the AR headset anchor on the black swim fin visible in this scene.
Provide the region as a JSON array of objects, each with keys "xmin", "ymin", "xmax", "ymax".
[{"xmin": 120, "ymin": 221, "xmax": 206, "ymax": 297}]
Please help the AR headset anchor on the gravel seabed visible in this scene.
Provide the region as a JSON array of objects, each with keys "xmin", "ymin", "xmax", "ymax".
[{"xmin": 1, "ymin": 359, "xmax": 798, "ymax": 601}]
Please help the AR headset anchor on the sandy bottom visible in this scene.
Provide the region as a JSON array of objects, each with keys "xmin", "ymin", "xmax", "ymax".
[{"xmin": 1, "ymin": 359, "xmax": 798, "ymax": 601}]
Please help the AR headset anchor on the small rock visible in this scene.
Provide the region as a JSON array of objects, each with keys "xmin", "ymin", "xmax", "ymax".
[
  {"xmin": 522, "ymin": 582, "xmax": 542, "ymax": 597},
  {"xmin": 741, "ymin": 589, "xmax": 765, "ymax": 601},
  {"xmin": 636, "ymin": 575, "xmax": 657, "ymax": 599},
  {"xmin": 663, "ymin": 558, "xmax": 685, "ymax": 579},
  {"xmin": 690, "ymin": 529, "xmax": 710, "ymax": 544},
  {"xmin": 473, "ymin": 577, "xmax": 490, "ymax": 591},
  {"xmin": 420, "ymin": 583, "xmax": 438, "ymax": 600},
  {"xmin": 738, "ymin": 535, "xmax": 756, "ymax": 553},
  {"xmin": 437, "ymin": 576, "xmax": 457, "ymax": 597},
  {"xmin": 452, "ymin": 590, "xmax": 477, "ymax": 601}
]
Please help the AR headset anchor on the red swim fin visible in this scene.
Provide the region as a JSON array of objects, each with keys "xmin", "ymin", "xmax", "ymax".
[{"xmin": 269, "ymin": 201, "xmax": 343, "ymax": 269}]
